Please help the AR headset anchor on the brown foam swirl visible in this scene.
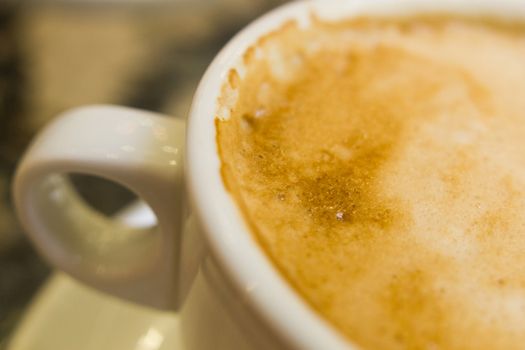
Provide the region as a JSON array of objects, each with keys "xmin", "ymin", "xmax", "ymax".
[{"xmin": 217, "ymin": 16, "xmax": 525, "ymax": 350}]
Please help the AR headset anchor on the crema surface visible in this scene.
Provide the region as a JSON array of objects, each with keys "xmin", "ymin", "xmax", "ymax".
[{"xmin": 216, "ymin": 16, "xmax": 525, "ymax": 350}]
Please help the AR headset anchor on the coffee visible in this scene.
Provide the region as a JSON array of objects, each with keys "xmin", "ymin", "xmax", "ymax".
[{"xmin": 216, "ymin": 15, "xmax": 525, "ymax": 350}]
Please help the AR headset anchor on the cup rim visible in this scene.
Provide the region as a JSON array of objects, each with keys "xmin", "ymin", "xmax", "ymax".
[{"xmin": 186, "ymin": 0, "xmax": 525, "ymax": 348}]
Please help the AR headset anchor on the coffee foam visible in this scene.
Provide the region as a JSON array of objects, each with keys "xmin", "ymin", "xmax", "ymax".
[{"xmin": 217, "ymin": 16, "xmax": 525, "ymax": 350}]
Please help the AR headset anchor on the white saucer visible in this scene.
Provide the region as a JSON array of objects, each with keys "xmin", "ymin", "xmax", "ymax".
[{"xmin": 8, "ymin": 203, "xmax": 186, "ymax": 350}]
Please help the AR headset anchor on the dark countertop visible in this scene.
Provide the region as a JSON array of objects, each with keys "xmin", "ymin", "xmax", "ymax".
[{"xmin": 0, "ymin": 1, "xmax": 285, "ymax": 346}]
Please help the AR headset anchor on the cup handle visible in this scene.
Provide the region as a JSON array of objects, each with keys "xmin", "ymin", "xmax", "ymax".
[{"xmin": 13, "ymin": 105, "xmax": 186, "ymax": 310}]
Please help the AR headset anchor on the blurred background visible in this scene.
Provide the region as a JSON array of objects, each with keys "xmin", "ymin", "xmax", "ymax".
[{"xmin": 0, "ymin": 0, "xmax": 286, "ymax": 347}]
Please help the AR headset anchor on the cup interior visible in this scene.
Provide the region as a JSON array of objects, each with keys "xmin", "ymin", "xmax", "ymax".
[{"xmin": 186, "ymin": 1, "xmax": 525, "ymax": 348}]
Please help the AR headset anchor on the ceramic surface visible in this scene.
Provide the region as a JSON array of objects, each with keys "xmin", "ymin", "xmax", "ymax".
[
  {"xmin": 8, "ymin": 203, "xmax": 184, "ymax": 350},
  {"xmin": 13, "ymin": 1, "xmax": 525, "ymax": 350}
]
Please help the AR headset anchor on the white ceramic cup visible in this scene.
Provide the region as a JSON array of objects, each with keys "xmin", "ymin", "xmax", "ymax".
[{"xmin": 13, "ymin": 1, "xmax": 525, "ymax": 349}]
